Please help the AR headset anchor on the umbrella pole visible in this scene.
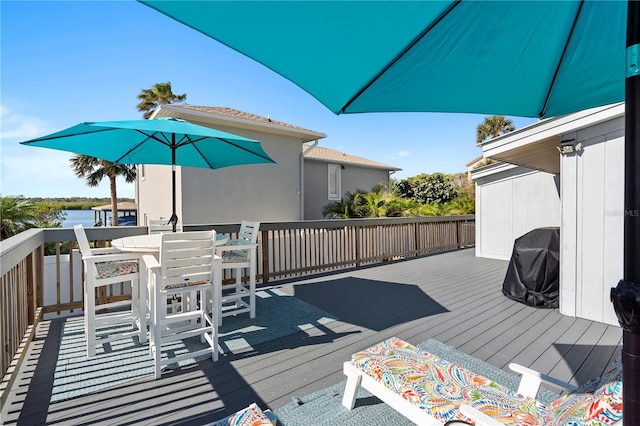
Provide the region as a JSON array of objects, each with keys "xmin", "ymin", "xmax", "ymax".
[
  {"xmin": 170, "ymin": 139, "xmax": 178, "ymax": 232},
  {"xmin": 611, "ymin": 0, "xmax": 640, "ymax": 422}
]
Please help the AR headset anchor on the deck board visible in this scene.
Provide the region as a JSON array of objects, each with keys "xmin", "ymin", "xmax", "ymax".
[{"xmin": 1, "ymin": 248, "xmax": 622, "ymax": 425}]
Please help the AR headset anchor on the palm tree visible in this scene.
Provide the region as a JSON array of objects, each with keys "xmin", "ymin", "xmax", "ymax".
[
  {"xmin": 476, "ymin": 115, "xmax": 515, "ymax": 144},
  {"xmin": 1, "ymin": 196, "xmax": 35, "ymax": 239},
  {"xmin": 70, "ymin": 155, "xmax": 136, "ymax": 226},
  {"xmin": 136, "ymin": 82, "xmax": 187, "ymax": 119}
]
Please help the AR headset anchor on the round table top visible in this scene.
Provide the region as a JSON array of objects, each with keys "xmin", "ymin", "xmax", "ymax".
[{"xmin": 111, "ymin": 233, "xmax": 228, "ymax": 252}]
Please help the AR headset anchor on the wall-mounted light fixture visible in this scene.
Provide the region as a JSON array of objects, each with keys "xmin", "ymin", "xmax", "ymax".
[{"xmin": 557, "ymin": 139, "xmax": 583, "ymax": 155}]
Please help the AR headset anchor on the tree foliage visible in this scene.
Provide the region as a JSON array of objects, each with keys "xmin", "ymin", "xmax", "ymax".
[
  {"xmin": 396, "ymin": 173, "xmax": 458, "ymax": 204},
  {"xmin": 136, "ymin": 82, "xmax": 187, "ymax": 119},
  {"xmin": 476, "ymin": 115, "xmax": 515, "ymax": 144},
  {"xmin": 69, "ymin": 156, "xmax": 136, "ymax": 226},
  {"xmin": 1, "ymin": 196, "xmax": 65, "ymax": 240},
  {"xmin": 322, "ymin": 173, "xmax": 475, "ymax": 219}
]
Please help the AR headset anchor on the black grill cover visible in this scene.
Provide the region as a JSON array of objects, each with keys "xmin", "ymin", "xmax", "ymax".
[{"xmin": 502, "ymin": 227, "xmax": 560, "ymax": 308}]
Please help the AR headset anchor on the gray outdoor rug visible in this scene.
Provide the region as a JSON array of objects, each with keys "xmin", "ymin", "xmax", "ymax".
[
  {"xmin": 273, "ymin": 338, "xmax": 560, "ymax": 425},
  {"xmin": 51, "ymin": 288, "xmax": 336, "ymax": 402}
]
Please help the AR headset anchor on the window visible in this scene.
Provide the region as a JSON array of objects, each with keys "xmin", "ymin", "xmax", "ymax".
[
  {"xmin": 328, "ymin": 164, "xmax": 341, "ymax": 200},
  {"xmin": 139, "ymin": 164, "xmax": 145, "ymax": 180}
]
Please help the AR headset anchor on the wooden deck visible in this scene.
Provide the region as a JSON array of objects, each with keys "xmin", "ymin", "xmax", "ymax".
[{"xmin": 1, "ymin": 248, "xmax": 622, "ymax": 425}]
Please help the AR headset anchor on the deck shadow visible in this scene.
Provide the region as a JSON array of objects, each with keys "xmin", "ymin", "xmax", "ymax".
[
  {"xmin": 552, "ymin": 342, "xmax": 622, "ymax": 386},
  {"xmin": 292, "ymin": 277, "xmax": 448, "ymax": 331}
]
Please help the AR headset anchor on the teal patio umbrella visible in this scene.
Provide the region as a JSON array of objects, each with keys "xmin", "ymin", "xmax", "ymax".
[
  {"xmin": 21, "ymin": 117, "xmax": 276, "ymax": 231},
  {"xmin": 140, "ymin": 0, "xmax": 639, "ymax": 418}
]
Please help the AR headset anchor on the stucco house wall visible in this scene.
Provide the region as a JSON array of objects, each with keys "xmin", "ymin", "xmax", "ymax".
[
  {"xmin": 137, "ymin": 164, "xmax": 178, "ymax": 226},
  {"xmin": 179, "ymin": 124, "xmax": 303, "ymax": 224},
  {"xmin": 304, "ymin": 160, "xmax": 393, "ymax": 220},
  {"xmin": 473, "ymin": 164, "xmax": 561, "ymax": 260}
]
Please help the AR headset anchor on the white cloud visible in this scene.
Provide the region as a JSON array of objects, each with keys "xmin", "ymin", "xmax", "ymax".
[
  {"xmin": 0, "ymin": 104, "xmax": 54, "ymax": 140},
  {"xmin": 387, "ymin": 150, "xmax": 410, "ymax": 161}
]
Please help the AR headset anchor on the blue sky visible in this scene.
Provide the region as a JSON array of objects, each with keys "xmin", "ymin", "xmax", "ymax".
[{"xmin": 1, "ymin": 1, "xmax": 537, "ymax": 199}]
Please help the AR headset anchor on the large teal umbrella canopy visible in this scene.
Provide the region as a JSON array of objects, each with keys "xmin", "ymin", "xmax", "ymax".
[
  {"xmin": 140, "ymin": 1, "xmax": 626, "ymax": 119},
  {"xmin": 21, "ymin": 117, "xmax": 276, "ymax": 230},
  {"xmin": 140, "ymin": 0, "xmax": 639, "ymax": 417}
]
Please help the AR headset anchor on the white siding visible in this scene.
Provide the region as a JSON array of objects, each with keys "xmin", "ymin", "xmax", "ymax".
[
  {"xmin": 475, "ymin": 166, "xmax": 561, "ymax": 260},
  {"xmin": 560, "ymin": 117, "xmax": 624, "ymax": 326}
]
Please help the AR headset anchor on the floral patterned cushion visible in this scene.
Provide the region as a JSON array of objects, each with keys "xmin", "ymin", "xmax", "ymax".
[
  {"xmin": 350, "ymin": 337, "xmax": 543, "ymax": 423},
  {"xmin": 95, "ymin": 260, "xmax": 139, "ymax": 279},
  {"xmin": 350, "ymin": 338, "xmax": 623, "ymax": 425},
  {"xmin": 222, "ymin": 250, "xmax": 248, "ymax": 263},
  {"xmin": 209, "ymin": 403, "xmax": 274, "ymax": 426},
  {"xmin": 543, "ymin": 357, "xmax": 623, "ymax": 425},
  {"xmin": 162, "ymin": 279, "xmax": 210, "ymax": 291}
]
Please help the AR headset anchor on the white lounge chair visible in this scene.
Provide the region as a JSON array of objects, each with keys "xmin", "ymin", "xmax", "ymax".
[{"xmin": 343, "ymin": 337, "xmax": 622, "ymax": 425}]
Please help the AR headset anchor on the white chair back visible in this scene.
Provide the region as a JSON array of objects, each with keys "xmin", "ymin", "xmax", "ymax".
[
  {"xmin": 149, "ymin": 219, "xmax": 182, "ymax": 234},
  {"xmin": 159, "ymin": 231, "xmax": 216, "ymax": 287},
  {"xmin": 73, "ymin": 224, "xmax": 93, "ymax": 256},
  {"xmin": 237, "ymin": 221, "xmax": 260, "ymax": 244}
]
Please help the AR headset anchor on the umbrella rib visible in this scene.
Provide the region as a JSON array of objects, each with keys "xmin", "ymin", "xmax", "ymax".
[
  {"xmin": 538, "ymin": 0, "xmax": 585, "ymax": 118},
  {"xmin": 339, "ymin": 0, "xmax": 462, "ymax": 114},
  {"xmin": 217, "ymin": 137, "xmax": 276, "ymax": 164},
  {"xmin": 113, "ymin": 130, "xmax": 171, "ymax": 163},
  {"xmin": 20, "ymin": 127, "xmax": 114, "ymax": 144}
]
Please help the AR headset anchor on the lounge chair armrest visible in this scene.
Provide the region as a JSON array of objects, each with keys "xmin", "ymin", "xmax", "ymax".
[
  {"xmin": 509, "ymin": 363, "xmax": 578, "ymax": 398},
  {"xmin": 459, "ymin": 404, "xmax": 504, "ymax": 425}
]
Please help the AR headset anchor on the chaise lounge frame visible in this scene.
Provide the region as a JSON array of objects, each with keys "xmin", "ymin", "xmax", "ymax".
[{"xmin": 342, "ymin": 337, "xmax": 622, "ymax": 426}]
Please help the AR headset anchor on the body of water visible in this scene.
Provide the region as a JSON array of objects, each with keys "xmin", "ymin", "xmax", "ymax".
[{"xmin": 61, "ymin": 210, "xmax": 136, "ymax": 228}]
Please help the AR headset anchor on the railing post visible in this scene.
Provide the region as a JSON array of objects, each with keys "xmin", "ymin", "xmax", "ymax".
[
  {"xmin": 36, "ymin": 245, "xmax": 44, "ymax": 310},
  {"xmin": 355, "ymin": 226, "xmax": 361, "ymax": 268},
  {"xmin": 456, "ymin": 220, "xmax": 462, "ymax": 249},
  {"xmin": 26, "ymin": 253, "xmax": 35, "ymax": 325},
  {"xmin": 261, "ymin": 230, "xmax": 270, "ymax": 284},
  {"xmin": 414, "ymin": 222, "xmax": 419, "ymax": 256}
]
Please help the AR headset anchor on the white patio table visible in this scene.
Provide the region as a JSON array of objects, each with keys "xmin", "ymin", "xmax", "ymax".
[{"xmin": 111, "ymin": 233, "xmax": 228, "ymax": 253}]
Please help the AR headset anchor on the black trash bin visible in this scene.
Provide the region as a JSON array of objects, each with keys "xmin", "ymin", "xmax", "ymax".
[{"xmin": 502, "ymin": 227, "xmax": 560, "ymax": 308}]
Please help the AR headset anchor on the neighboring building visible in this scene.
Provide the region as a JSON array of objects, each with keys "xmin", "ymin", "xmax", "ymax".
[
  {"xmin": 473, "ymin": 103, "xmax": 624, "ymax": 326},
  {"xmin": 139, "ymin": 104, "xmax": 326, "ymax": 225},
  {"xmin": 137, "ymin": 104, "xmax": 400, "ymax": 224},
  {"xmin": 464, "ymin": 155, "xmax": 485, "ymax": 182},
  {"xmin": 303, "ymin": 146, "xmax": 401, "ymax": 220}
]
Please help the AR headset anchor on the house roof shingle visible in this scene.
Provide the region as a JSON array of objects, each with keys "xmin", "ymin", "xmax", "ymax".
[
  {"xmin": 156, "ymin": 105, "xmax": 326, "ymax": 141},
  {"xmin": 304, "ymin": 146, "xmax": 401, "ymax": 171}
]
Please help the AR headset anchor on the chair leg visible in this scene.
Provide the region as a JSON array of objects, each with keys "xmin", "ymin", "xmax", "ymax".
[
  {"xmin": 153, "ymin": 287, "xmax": 164, "ymax": 379},
  {"xmin": 86, "ymin": 281, "xmax": 97, "ymax": 357},
  {"xmin": 249, "ymin": 257, "xmax": 256, "ymax": 319},
  {"xmin": 234, "ymin": 267, "xmax": 242, "ymax": 309},
  {"xmin": 342, "ymin": 366, "xmax": 362, "ymax": 409},
  {"xmin": 137, "ymin": 276, "xmax": 148, "ymax": 344}
]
